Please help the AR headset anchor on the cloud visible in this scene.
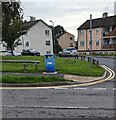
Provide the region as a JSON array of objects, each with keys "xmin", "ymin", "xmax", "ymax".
[{"xmin": 22, "ymin": 0, "xmax": 115, "ymax": 40}]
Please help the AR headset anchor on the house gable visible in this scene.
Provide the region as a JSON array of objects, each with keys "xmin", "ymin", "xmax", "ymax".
[{"xmin": 16, "ymin": 19, "xmax": 53, "ymax": 55}]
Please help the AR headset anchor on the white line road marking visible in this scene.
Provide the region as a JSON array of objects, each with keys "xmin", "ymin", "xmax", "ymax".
[
  {"xmin": 113, "ymin": 88, "xmax": 116, "ymax": 91},
  {"xmin": 93, "ymin": 88, "xmax": 107, "ymax": 90},
  {"xmin": 78, "ymin": 107, "xmax": 89, "ymax": 109},
  {"xmin": 54, "ymin": 88, "xmax": 68, "ymax": 90},
  {"xmin": 2, "ymin": 105, "xmax": 89, "ymax": 109},
  {"xmin": 74, "ymin": 88, "xmax": 87, "ymax": 90}
]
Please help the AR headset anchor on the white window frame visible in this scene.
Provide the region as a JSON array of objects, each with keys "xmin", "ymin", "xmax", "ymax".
[
  {"xmin": 80, "ymin": 40, "xmax": 85, "ymax": 47},
  {"xmin": 70, "ymin": 37, "xmax": 73, "ymax": 40},
  {"xmin": 45, "ymin": 30, "xmax": 50, "ymax": 35},
  {"xmin": 70, "ymin": 43, "xmax": 74, "ymax": 47},
  {"xmin": 96, "ymin": 28, "xmax": 99, "ymax": 34},
  {"xmin": 46, "ymin": 40, "xmax": 50, "ymax": 46},
  {"xmin": 46, "ymin": 51, "xmax": 51, "ymax": 54},
  {"xmin": 96, "ymin": 40, "xmax": 99, "ymax": 46},
  {"xmin": 80, "ymin": 30, "xmax": 84, "ymax": 35},
  {"xmin": 25, "ymin": 41, "xmax": 30, "ymax": 47}
]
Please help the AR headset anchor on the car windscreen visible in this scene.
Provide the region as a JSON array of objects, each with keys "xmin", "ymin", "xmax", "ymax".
[{"xmin": 67, "ymin": 48, "xmax": 76, "ymax": 51}]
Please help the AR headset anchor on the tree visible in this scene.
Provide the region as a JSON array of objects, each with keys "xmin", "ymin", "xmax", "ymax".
[
  {"xmin": 75, "ymin": 41, "xmax": 78, "ymax": 49},
  {"xmin": 2, "ymin": 1, "xmax": 25, "ymax": 55},
  {"xmin": 29, "ymin": 16, "xmax": 36, "ymax": 21},
  {"xmin": 54, "ymin": 25, "xmax": 65, "ymax": 36},
  {"xmin": 53, "ymin": 25, "xmax": 65, "ymax": 53}
]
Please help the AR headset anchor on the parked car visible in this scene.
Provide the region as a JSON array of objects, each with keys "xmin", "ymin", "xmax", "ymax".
[
  {"xmin": 58, "ymin": 50, "xmax": 70, "ymax": 57},
  {"xmin": 58, "ymin": 48, "xmax": 77, "ymax": 57},
  {"xmin": 21, "ymin": 49, "xmax": 40, "ymax": 56},
  {"xmin": 6, "ymin": 51, "xmax": 21, "ymax": 56}
]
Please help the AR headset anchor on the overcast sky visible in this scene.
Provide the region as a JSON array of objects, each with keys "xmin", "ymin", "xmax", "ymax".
[{"xmin": 22, "ymin": 0, "xmax": 116, "ymax": 40}]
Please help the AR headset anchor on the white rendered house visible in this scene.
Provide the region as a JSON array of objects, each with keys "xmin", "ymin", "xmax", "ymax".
[{"xmin": 16, "ymin": 19, "xmax": 53, "ymax": 55}]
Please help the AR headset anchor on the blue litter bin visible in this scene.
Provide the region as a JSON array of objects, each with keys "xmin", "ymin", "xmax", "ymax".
[{"xmin": 45, "ymin": 54, "xmax": 55, "ymax": 72}]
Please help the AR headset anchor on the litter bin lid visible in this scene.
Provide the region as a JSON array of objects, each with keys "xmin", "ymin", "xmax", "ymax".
[{"xmin": 45, "ymin": 54, "xmax": 54, "ymax": 56}]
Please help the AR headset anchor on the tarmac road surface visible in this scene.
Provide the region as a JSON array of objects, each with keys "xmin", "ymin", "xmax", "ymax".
[{"xmin": 1, "ymin": 57, "xmax": 116, "ymax": 119}]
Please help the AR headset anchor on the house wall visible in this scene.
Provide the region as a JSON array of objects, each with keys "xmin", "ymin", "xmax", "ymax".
[
  {"xmin": 78, "ymin": 29, "xmax": 87, "ymax": 51},
  {"xmin": 87, "ymin": 28, "xmax": 102, "ymax": 50},
  {"xmin": 57, "ymin": 32, "xmax": 75, "ymax": 49},
  {"xmin": 78, "ymin": 27, "xmax": 102, "ymax": 51},
  {"xmin": 15, "ymin": 21, "xmax": 53, "ymax": 55}
]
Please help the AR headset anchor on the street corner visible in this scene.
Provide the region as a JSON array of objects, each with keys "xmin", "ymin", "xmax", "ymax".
[{"xmin": 0, "ymin": 65, "xmax": 115, "ymax": 89}]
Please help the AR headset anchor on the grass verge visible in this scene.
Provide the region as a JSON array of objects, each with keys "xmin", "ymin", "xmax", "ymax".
[
  {"xmin": 1, "ymin": 56, "xmax": 105, "ymax": 77},
  {"xmin": 0, "ymin": 76, "xmax": 67, "ymax": 83}
]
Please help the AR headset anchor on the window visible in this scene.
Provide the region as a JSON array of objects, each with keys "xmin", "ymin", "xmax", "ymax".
[
  {"xmin": 96, "ymin": 40, "xmax": 99, "ymax": 46},
  {"xmin": 25, "ymin": 41, "xmax": 29, "ymax": 47},
  {"xmin": 70, "ymin": 37, "xmax": 73, "ymax": 40},
  {"xmin": 70, "ymin": 43, "xmax": 74, "ymax": 47},
  {"xmin": 80, "ymin": 41, "xmax": 84, "ymax": 47},
  {"xmin": 46, "ymin": 41, "xmax": 50, "ymax": 45},
  {"xmin": 46, "ymin": 51, "xmax": 51, "ymax": 54},
  {"xmin": 80, "ymin": 30, "xmax": 84, "ymax": 35},
  {"xmin": 96, "ymin": 28, "xmax": 99, "ymax": 34},
  {"xmin": 45, "ymin": 30, "xmax": 49, "ymax": 35}
]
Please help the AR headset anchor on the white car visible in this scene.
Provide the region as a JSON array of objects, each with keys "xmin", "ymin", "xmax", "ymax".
[
  {"xmin": 58, "ymin": 48, "xmax": 77, "ymax": 56},
  {"xmin": 66, "ymin": 48, "xmax": 77, "ymax": 55},
  {"xmin": 6, "ymin": 51, "xmax": 21, "ymax": 56},
  {"xmin": 58, "ymin": 48, "xmax": 78, "ymax": 57}
]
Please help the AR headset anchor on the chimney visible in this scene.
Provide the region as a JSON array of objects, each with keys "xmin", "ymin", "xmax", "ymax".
[{"xmin": 103, "ymin": 12, "xmax": 108, "ymax": 18}]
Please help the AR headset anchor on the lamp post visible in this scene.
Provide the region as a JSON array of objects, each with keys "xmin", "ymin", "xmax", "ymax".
[{"xmin": 50, "ymin": 20, "xmax": 55, "ymax": 54}]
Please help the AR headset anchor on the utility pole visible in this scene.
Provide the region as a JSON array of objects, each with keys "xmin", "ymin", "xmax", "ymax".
[
  {"xmin": 22, "ymin": 35, "xmax": 24, "ymax": 50},
  {"xmin": 90, "ymin": 14, "xmax": 92, "ymax": 63},
  {"xmin": 50, "ymin": 20, "xmax": 55, "ymax": 54}
]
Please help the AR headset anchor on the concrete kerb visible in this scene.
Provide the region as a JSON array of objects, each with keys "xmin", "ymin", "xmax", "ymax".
[
  {"xmin": 94, "ymin": 56, "xmax": 116, "ymax": 59},
  {"xmin": 0, "ymin": 65, "xmax": 115, "ymax": 88},
  {"xmin": 63, "ymin": 69, "xmax": 107, "ymax": 84}
]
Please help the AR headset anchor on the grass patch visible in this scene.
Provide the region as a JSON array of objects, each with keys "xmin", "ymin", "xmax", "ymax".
[
  {"xmin": 0, "ymin": 76, "xmax": 67, "ymax": 83},
  {"xmin": 1, "ymin": 56, "xmax": 105, "ymax": 77}
]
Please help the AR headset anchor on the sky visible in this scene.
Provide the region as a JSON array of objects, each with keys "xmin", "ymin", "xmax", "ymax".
[{"xmin": 21, "ymin": 0, "xmax": 116, "ymax": 40}]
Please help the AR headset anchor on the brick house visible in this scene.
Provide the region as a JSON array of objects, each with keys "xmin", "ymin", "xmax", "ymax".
[{"xmin": 56, "ymin": 31, "xmax": 75, "ymax": 49}]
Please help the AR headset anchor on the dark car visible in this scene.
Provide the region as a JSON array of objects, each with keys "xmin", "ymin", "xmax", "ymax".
[{"xmin": 22, "ymin": 49, "xmax": 40, "ymax": 56}]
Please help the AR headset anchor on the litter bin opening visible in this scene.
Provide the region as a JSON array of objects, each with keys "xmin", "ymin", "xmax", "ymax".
[{"xmin": 46, "ymin": 56, "xmax": 52, "ymax": 59}]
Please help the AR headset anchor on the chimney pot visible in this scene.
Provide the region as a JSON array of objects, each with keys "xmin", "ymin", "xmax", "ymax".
[{"xmin": 103, "ymin": 12, "xmax": 108, "ymax": 18}]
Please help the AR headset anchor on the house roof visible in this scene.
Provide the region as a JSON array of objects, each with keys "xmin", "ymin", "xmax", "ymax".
[
  {"xmin": 56, "ymin": 31, "xmax": 75, "ymax": 39},
  {"xmin": 56, "ymin": 31, "xmax": 66, "ymax": 39},
  {"xmin": 77, "ymin": 15, "xmax": 116, "ymax": 30},
  {"xmin": 24, "ymin": 19, "xmax": 52, "ymax": 30}
]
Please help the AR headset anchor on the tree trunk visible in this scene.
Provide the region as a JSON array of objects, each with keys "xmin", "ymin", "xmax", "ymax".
[{"xmin": 10, "ymin": 45, "xmax": 14, "ymax": 56}]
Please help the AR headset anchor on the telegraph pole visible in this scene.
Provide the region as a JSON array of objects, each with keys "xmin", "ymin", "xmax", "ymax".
[{"xmin": 90, "ymin": 14, "xmax": 92, "ymax": 63}]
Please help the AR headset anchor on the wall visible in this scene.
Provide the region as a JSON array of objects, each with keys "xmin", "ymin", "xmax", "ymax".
[
  {"xmin": 78, "ymin": 27, "xmax": 102, "ymax": 51},
  {"xmin": 58, "ymin": 32, "xmax": 75, "ymax": 49}
]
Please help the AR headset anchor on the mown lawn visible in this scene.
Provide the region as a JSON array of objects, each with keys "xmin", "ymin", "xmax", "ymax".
[{"xmin": 1, "ymin": 56, "xmax": 105, "ymax": 77}]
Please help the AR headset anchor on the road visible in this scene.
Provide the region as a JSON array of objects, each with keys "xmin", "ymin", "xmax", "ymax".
[{"xmin": 1, "ymin": 57, "xmax": 116, "ymax": 119}]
